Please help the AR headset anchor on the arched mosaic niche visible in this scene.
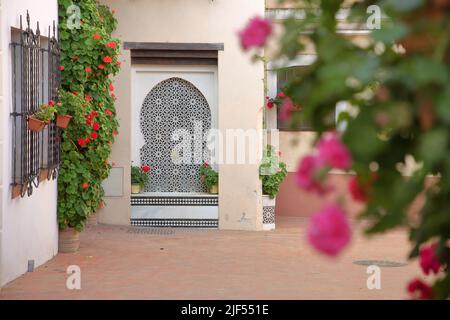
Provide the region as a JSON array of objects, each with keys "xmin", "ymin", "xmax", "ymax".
[{"xmin": 140, "ymin": 77, "xmax": 211, "ymax": 193}]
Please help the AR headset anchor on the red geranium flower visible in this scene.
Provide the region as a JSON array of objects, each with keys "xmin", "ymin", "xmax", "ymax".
[
  {"xmin": 113, "ymin": 130, "xmax": 118, "ymax": 136},
  {"xmin": 277, "ymin": 92, "xmax": 286, "ymax": 98},
  {"xmin": 85, "ymin": 67, "xmax": 92, "ymax": 72},
  {"xmin": 85, "ymin": 136, "xmax": 91, "ymax": 143},
  {"xmin": 85, "ymin": 95, "xmax": 92, "ymax": 102},
  {"xmin": 103, "ymin": 56, "xmax": 113, "ymax": 63},
  {"xmin": 92, "ymin": 122, "xmax": 100, "ymax": 131},
  {"xmin": 59, "ymin": 65, "xmax": 65, "ymax": 71},
  {"xmin": 106, "ymin": 109, "xmax": 113, "ymax": 116},
  {"xmin": 72, "ymin": 91, "xmax": 78, "ymax": 96},
  {"xmin": 77, "ymin": 138, "xmax": 86, "ymax": 147},
  {"xmin": 98, "ymin": 64, "xmax": 105, "ymax": 70},
  {"xmin": 203, "ymin": 161, "xmax": 209, "ymax": 167},
  {"xmin": 86, "ymin": 119, "xmax": 92, "ymax": 125},
  {"xmin": 106, "ymin": 42, "xmax": 117, "ymax": 49},
  {"xmin": 82, "ymin": 182, "xmax": 89, "ymax": 189},
  {"xmin": 92, "ymin": 111, "xmax": 98, "ymax": 117},
  {"xmin": 116, "ymin": 61, "xmax": 121, "ymax": 66},
  {"xmin": 91, "ymin": 131, "xmax": 98, "ymax": 139},
  {"xmin": 142, "ymin": 165, "xmax": 151, "ymax": 173},
  {"xmin": 93, "ymin": 33, "xmax": 101, "ymax": 40},
  {"xmin": 48, "ymin": 100, "xmax": 55, "ymax": 106},
  {"xmin": 109, "ymin": 83, "xmax": 115, "ymax": 91}
]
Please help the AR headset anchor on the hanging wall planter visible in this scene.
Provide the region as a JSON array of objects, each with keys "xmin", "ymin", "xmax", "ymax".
[
  {"xmin": 27, "ymin": 116, "xmax": 47, "ymax": 132},
  {"xmin": 56, "ymin": 114, "xmax": 73, "ymax": 129}
]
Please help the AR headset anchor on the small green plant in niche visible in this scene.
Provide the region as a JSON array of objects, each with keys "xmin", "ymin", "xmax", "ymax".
[{"xmin": 259, "ymin": 145, "xmax": 287, "ymax": 199}]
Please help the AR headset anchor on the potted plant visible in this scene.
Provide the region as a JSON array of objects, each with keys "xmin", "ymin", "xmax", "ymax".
[
  {"xmin": 200, "ymin": 162, "xmax": 219, "ymax": 194},
  {"xmin": 131, "ymin": 165, "xmax": 150, "ymax": 194},
  {"xmin": 28, "ymin": 101, "xmax": 57, "ymax": 132},
  {"xmin": 259, "ymin": 145, "xmax": 287, "ymax": 230},
  {"xmin": 52, "ymin": 98, "xmax": 73, "ymax": 129}
]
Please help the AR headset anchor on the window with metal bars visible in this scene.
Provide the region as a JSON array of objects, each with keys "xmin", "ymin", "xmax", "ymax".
[{"xmin": 10, "ymin": 12, "xmax": 60, "ymax": 198}]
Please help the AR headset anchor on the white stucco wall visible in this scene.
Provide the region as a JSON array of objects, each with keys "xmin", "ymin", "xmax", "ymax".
[
  {"xmin": 0, "ymin": 0, "xmax": 58, "ymax": 287},
  {"xmin": 99, "ymin": 0, "xmax": 265, "ymax": 230}
]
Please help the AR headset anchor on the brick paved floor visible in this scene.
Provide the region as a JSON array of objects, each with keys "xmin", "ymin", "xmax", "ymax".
[{"xmin": 0, "ymin": 217, "xmax": 419, "ymax": 299}]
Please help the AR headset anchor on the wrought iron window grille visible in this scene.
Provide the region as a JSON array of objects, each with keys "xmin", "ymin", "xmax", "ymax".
[{"xmin": 10, "ymin": 11, "xmax": 61, "ymax": 198}]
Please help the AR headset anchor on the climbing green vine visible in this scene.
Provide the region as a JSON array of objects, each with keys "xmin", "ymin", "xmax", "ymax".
[{"xmin": 58, "ymin": 0, "xmax": 120, "ymax": 231}]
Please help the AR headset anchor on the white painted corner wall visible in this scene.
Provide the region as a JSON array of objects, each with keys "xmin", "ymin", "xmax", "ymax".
[{"xmin": 0, "ymin": 0, "xmax": 59, "ymax": 287}]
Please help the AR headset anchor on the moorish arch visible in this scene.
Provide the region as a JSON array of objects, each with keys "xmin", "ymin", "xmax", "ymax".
[{"xmin": 140, "ymin": 77, "xmax": 211, "ymax": 193}]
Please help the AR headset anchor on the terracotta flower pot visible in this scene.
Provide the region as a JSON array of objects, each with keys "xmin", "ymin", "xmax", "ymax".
[
  {"xmin": 87, "ymin": 212, "xmax": 98, "ymax": 226},
  {"xmin": 56, "ymin": 114, "xmax": 73, "ymax": 129},
  {"xmin": 58, "ymin": 228, "xmax": 80, "ymax": 253},
  {"xmin": 131, "ymin": 184, "xmax": 141, "ymax": 194},
  {"xmin": 209, "ymin": 184, "xmax": 219, "ymax": 194},
  {"xmin": 28, "ymin": 116, "xmax": 46, "ymax": 132}
]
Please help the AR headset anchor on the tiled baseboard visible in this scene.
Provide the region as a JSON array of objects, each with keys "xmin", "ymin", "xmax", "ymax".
[{"xmin": 130, "ymin": 218, "xmax": 218, "ymax": 228}]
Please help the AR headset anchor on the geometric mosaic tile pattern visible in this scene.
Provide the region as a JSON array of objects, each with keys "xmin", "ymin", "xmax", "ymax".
[
  {"xmin": 263, "ymin": 205, "xmax": 275, "ymax": 225},
  {"xmin": 140, "ymin": 77, "xmax": 211, "ymax": 193},
  {"xmin": 130, "ymin": 218, "xmax": 218, "ymax": 228},
  {"xmin": 131, "ymin": 195, "xmax": 218, "ymax": 206}
]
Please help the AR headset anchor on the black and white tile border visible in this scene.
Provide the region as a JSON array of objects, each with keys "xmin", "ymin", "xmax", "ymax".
[
  {"xmin": 130, "ymin": 218, "xmax": 218, "ymax": 228},
  {"xmin": 131, "ymin": 195, "xmax": 218, "ymax": 206}
]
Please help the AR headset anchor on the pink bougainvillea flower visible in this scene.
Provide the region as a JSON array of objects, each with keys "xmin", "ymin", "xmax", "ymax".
[
  {"xmin": 277, "ymin": 92, "xmax": 286, "ymax": 98},
  {"xmin": 106, "ymin": 109, "xmax": 113, "ymax": 116},
  {"xmin": 103, "ymin": 56, "xmax": 113, "ymax": 63},
  {"xmin": 92, "ymin": 122, "xmax": 100, "ymax": 131},
  {"xmin": 77, "ymin": 138, "xmax": 86, "ymax": 147},
  {"xmin": 419, "ymin": 243, "xmax": 442, "ymax": 275},
  {"xmin": 295, "ymin": 155, "xmax": 329, "ymax": 195},
  {"xmin": 142, "ymin": 165, "xmax": 151, "ymax": 173},
  {"xmin": 106, "ymin": 42, "xmax": 117, "ymax": 49},
  {"xmin": 348, "ymin": 176, "xmax": 368, "ymax": 203},
  {"xmin": 317, "ymin": 132, "xmax": 352, "ymax": 170},
  {"xmin": 59, "ymin": 65, "xmax": 65, "ymax": 71},
  {"xmin": 91, "ymin": 131, "xmax": 98, "ymax": 139},
  {"xmin": 307, "ymin": 204, "xmax": 351, "ymax": 257},
  {"xmin": 85, "ymin": 67, "xmax": 92, "ymax": 72},
  {"xmin": 109, "ymin": 83, "xmax": 115, "ymax": 91},
  {"xmin": 82, "ymin": 182, "xmax": 89, "ymax": 189},
  {"xmin": 93, "ymin": 33, "xmax": 101, "ymax": 40},
  {"xmin": 98, "ymin": 64, "xmax": 105, "ymax": 70},
  {"xmin": 48, "ymin": 100, "xmax": 55, "ymax": 106},
  {"xmin": 407, "ymin": 278, "xmax": 433, "ymax": 300},
  {"xmin": 279, "ymin": 97, "xmax": 295, "ymax": 122},
  {"xmin": 238, "ymin": 16, "xmax": 273, "ymax": 51}
]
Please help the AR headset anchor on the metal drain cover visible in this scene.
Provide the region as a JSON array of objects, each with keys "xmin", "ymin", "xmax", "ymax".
[
  {"xmin": 353, "ymin": 260, "xmax": 408, "ymax": 267},
  {"xmin": 127, "ymin": 228, "xmax": 175, "ymax": 235}
]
